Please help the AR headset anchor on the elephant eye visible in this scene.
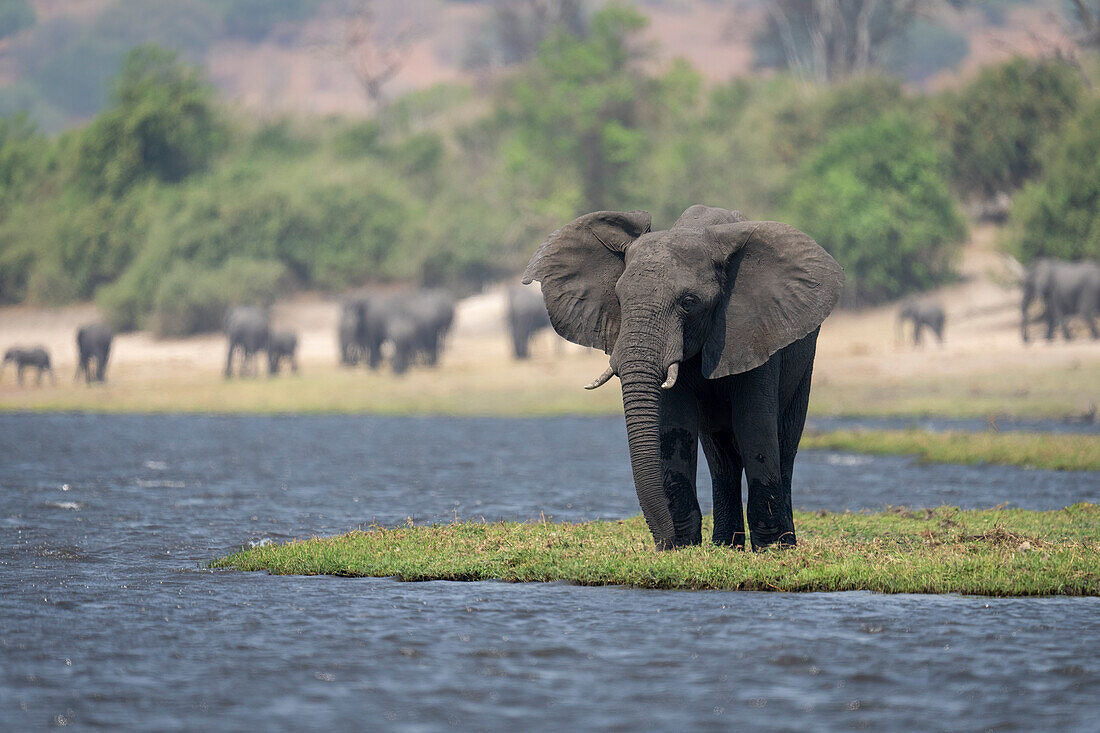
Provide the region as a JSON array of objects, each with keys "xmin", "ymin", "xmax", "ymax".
[{"xmin": 680, "ymin": 294, "xmax": 700, "ymax": 309}]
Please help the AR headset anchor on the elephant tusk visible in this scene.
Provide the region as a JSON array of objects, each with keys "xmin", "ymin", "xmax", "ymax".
[
  {"xmin": 661, "ymin": 362, "xmax": 679, "ymax": 390},
  {"xmin": 584, "ymin": 366, "xmax": 616, "ymax": 390}
]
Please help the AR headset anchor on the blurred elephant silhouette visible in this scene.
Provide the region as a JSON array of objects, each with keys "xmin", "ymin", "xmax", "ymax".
[
  {"xmin": 2, "ymin": 346, "xmax": 55, "ymax": 386},
  {"xmin": 524, "ymin": 205, "xmax": 843, "ymax": 551},
  {"xmin": 1021, "ymin": 258, "xmax": 1100, "ymax": 343},
  {"xmin": 338, "ymin": 290, "xmax": 455, "ymax": 374},
  {"xmin": 224, "ymin": 306, "xmax": 269, "ymax": 378},
  {"xmin": 76, "ymin": 323, "xmax": 113, "ymax": 383},
  {"xmin": 896, "ymin": 298, "xmax": 945, "ymax": 346},
  {"xmin": 505, "ymin": 283, "xmax": 552, "ymax": 359},
  {"xmin": 267, "ymin": 329, "xmax": 299, "ymax": 375}
]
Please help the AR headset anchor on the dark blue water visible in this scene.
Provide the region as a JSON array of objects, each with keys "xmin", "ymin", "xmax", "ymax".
[{"xmin": 1, "ymin": 415, "xmax": 1097, "ymax": 731}]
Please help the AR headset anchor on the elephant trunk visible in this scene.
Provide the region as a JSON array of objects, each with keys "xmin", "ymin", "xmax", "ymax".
[
  {"xmin": 619, "ymin": 361, "xmax": 676, "ymax": 550},
  {"xmin": 612, "ymin": 307, "xmax": 682, "ymax": 550}
]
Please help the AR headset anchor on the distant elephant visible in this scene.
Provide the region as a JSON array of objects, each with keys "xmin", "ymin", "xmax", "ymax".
[
  {"xmin": 360, "ymin": 290, "xmax": 455, "ymax": 374},
  {"xmin": 224, "ymin": 306, "xmax": 270, "ymax": 378},
  {"xmin": 524, "ymin": 205, "xmax": 843, "ymax": 551},
  {"xmin": 338, "ymin": 299, "xmax": 365, "ymax": 366},
  {"xmin": 75, "ymin": 323, "xmax": 113, "ymax": 383},
  {"xmin": 896, "ymin": 297, "xmax": 945, "ymax": 345},
  {"xmin": 403, "ymin": 290, "xmax": 455, "ymax": 367},
  {"xmin": 267, "ymin": 329, "xmax": 299, "ymax": 375},
  {"xmin": 1021, "ymin": 258, "xmax": 1100, "ymax": 343},
  {"xmin": 2, "ymin": 346, "xmax": 54, "ymax": 386},
  {"xmin": 506, "ymin": 283, "xmax": 552, "ymax": 359}
]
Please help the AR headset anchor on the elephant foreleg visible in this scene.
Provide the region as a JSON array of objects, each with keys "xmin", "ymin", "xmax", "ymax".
[
  {"xmin": 701, "ymin": 431, "xmax": 745, "ymax": 548},
  {"xmin": 730, "ymin": 363, "xmax": 793, "ymax": 550},
  {"xmin": 658, "ymin": 386, "xmax": 702, "ymax": 547}
]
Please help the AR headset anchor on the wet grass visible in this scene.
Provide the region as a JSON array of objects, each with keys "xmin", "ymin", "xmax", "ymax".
[
  {"xmin": 801, "ymin": 430, "xmax": 1100, "ymax": 472},
  {"xmin": 212, "ymin": 504, "xmax": 1100, "ymax": 596}
]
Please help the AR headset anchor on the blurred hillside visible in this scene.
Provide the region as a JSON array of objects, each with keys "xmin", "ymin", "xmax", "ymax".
[{"xmin": 0, "ymin": 0, "xmax": 1079, "ymax": 130}]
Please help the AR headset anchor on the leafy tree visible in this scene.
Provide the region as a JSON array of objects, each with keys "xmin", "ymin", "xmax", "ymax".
[
  {"xmin": 785, "ymin": 113, "xmax": 965, "ymax": 305},
  {"xmin": 1007, "ymin": 98, "xmax": 1100, "ymax": 263},
  {"xmin": 0, "ymin": 113, "xmax": 48, "ymax": 208},
  {"xmin": 935, "ymin": 57, "xmax": 1083, "ymax": 199},
  {"xmin": 75, "ymin": 45, "xmax": 225, "ymax": 196},
  {"xmin": 501, "ymin": 5, "xmax": 648, "ymax": 210}
]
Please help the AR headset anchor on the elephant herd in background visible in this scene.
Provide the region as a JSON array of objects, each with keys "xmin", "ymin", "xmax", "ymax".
[
  {"xmin": 2, "ymin": 322, "xmax": 113, "ymax": 386},
  {"xmin": 3, "ymin": 257, "xmax": 1097, "ymax": 388},
  {"xmin": 338, "ymin": 289, "xmax": 455, "ymax": 375},
  {"xmin": 894, "ymin": 256, "xmax": 1099, "ymax": 347},
  {"xmin": 223, "ymin": 306, "xmax": 298, "ymax": 378}
]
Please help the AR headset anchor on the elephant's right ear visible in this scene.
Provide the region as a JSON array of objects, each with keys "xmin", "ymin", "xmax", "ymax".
[{"xmin": 523, "ymin": 210, "xmax": 651, "ymax": 353}]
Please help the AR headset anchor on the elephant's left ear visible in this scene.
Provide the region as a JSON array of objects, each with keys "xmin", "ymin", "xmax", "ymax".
[{"xmin": 702, "ymin": 221, "xmax": 844, "ymax": 379}]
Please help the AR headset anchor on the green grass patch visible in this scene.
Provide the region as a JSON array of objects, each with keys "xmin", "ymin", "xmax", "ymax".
[
  {"xmin": 801, "ymin": 429, "xmax": 1100, "ymax": 472},
  {"xmin": 212, "ymin": 505, "xmax": 1100, "ymax": 596}
]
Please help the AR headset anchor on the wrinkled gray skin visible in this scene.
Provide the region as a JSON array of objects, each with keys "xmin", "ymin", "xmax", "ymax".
[
  {"xmin": 2, "ymin": 346, "xmax": 54, "ymax": 386},
  {"xmin": 75, "ymin": 323, "xmax": 113, "ymax": 384},
  {"xmin": 506, "ymin": 284, "xmax": 552, "ymax": 359},
  {"xmin": 525, "ymin": 205, "xmax": 844, "ymax": 551},
  {"xmin": 1021, "ymin": 258, "xmax": 1100, "ymax": 343},
  {"xmin": 267, "ymin": 329, "xmax": 299, "ymax": 375},
  {"xmin": 896, "ymin": 298, "xmax": 945, "ymax": 345},
  {"xmin": 224, "ymin": 306, "xmax": 270, "ymax": 378}
]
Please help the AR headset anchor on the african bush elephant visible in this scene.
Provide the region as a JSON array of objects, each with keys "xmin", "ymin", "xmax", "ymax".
[
  {"xmin": 506, "ymin": 283, "xmax": 552, "ymax": 359},
  {"xmin": 224, "ymin": 306, "xmax": 270, "ymax": 378},
  {"xmin": 896, "ymin": 297, "xmax": 945, "ymax": 345},
  {"xmin": 350, "ymin": 290, "xmax": 455, "ymax": 374},
  {"xmin": 267, "ymin": 329, "xmax": 299, "ymax": 375},
  {"xmin": 338, "ymin": 299, "xmax": 366, "ymax": 366},
  {"xmin": 1021, "ymin": 258, "xmax": 1100, "ymax": 343},
  {"xmin": 2, "ymin": 346, "xmax": 54, "ymax": 385},
  {"xmin": 524, "ymin": 205, "xmax": 844, "ymax": 551},
  {"xmin": 75, "ymin": 323, "xmax": 113, "ymax": 383}
]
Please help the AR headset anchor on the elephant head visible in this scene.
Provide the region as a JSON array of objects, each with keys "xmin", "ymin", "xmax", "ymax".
[{"xmin": 524, "ymin": 205, "xmax": 843, "ymax": 549}]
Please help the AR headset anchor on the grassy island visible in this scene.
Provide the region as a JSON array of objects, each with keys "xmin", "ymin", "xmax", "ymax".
[{"xmin": 212, "ymin": 504, "xmax": 1100, "ymax": 596}]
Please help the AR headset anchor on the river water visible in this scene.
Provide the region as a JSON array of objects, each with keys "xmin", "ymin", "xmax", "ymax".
[{"xmin": 1, "ymin": 414, "xmax": 1097, "ymax": 731}]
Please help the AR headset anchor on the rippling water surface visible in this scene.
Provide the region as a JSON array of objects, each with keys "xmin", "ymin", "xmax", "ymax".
[{"xmin": 1, "ymin": 414, "xmax": 1097, "ymax": 731}]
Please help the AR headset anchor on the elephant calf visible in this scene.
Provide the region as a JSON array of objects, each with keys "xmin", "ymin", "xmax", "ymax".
[
  {"xmin": 525, "ymin": 205, "xmax": 843, "ymax": 551},
  {"xmin": 268, "ymin": 329, "xmax": 299, "ymax": 376},
  {"xmin": 2, "ymin": 346, "xmax": 55, "ymax": 386},
  {"xmin": 896, "ymin": 298, "xmax": 945, "ymax": 346}
]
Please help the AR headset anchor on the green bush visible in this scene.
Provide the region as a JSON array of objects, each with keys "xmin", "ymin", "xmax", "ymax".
[
  {"xmin": 149, "ymin": 257, "xmax": 288, "ymax": 337},
  {"xmin": 785, "ymin": 113, "xmax": 965, "ymax": 305},
  {"xmin": 1007, "ymin": 98, "xmax": 1100, "ymax": 263},
  {"xmin": 936, "ymin": 57, "xmax": 1083, "ymax": 198}
]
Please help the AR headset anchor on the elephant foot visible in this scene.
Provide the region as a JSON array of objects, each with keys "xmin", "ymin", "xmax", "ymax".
[
  {"xmin": 750, "ymin": 531, "xmax": 797, "ymax": 552},
  {"xmin": 712, "ymin": 532, "xmax": 746, "ymax": 549}
]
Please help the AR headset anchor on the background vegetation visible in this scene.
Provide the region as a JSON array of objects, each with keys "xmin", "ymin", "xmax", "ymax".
[{"xmin": 0, "ymin": 3, "xmax": 1098, "ymax": 335}]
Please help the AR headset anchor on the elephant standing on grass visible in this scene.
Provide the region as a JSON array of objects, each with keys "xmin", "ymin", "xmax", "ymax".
[
  {"xmin": 896, "ymin": 298, "xmax": 945, "ymax": 345},
  {"xmin": 224, "ymin": 306, "xmax": 269, "ymax": 378},
  {"xmin": 525, "ymin": 206, "xmax": 843, "ymax": 551},
  {"xmin": 1021, "ymin": 258, "xmax": 1100, "ymax": 343},
  {"xmin": 76, "ymin": 323, "xmax": 113, "ymax": 383},
  {"xmin": 506, "ymin": 283, "xmax": 552, "ymax": 359},
  {"xmin": 2, "ymin": 347, "xmax": 54, "ymax": 385},
  {"xmin": 267, "ymin": 330, "xmax": 299, "ymax": 375}
]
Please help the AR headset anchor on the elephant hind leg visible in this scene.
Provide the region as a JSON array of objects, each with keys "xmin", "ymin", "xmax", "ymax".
[
  {"xmin": 778, "ymin": 360, "xmax": 815, "ymax": 522},
  {"xmin": 702, "ymin": 431, "xmax": 745, "ymax": 548}
]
